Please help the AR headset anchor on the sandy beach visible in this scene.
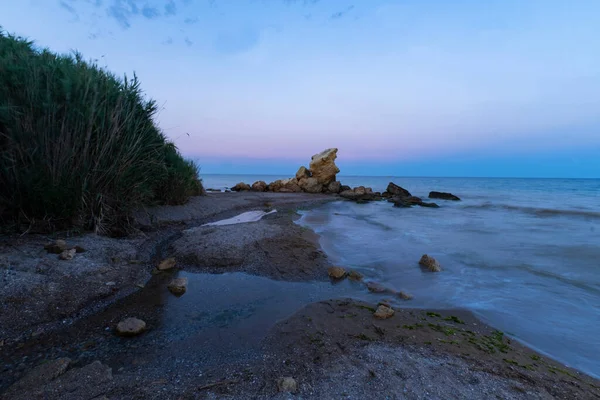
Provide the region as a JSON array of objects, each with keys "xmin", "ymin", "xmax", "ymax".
[{"xmin": 1, "ymin": 192, "xmax": 599, "ymax": 399}]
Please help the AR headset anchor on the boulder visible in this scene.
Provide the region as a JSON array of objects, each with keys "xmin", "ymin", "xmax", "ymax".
[
  {"xmin": 393, "ymin": 196, "xmax": 439, "ymax": 208},
  {"xmin": 298, "ymin": 177, "xmax": 323, "ymax": 193},
  {"xmin": 354, "ymin": 186, "xmax": 366, "ymax": 195},
  {"xmin": 340, "ymin": 189, "xmax": 381, "ymax": 203},
  {"xmin": 386, "ymin": 182, "xmax": 411, "ymax": 197},
  {"xmin": 366, "ymin": 281, "xmax": 390, "ymax": 293},
  {"xmin": 429, "ymin": 191, "xmax": 461, "ymax": 201},
  {"xmin": 296, "ymin": 166, "xmax": 310, "ymax": 180},
  {"xmin": 327, "ymin": 181, "xmax": 342, "ymax": 194},
  {"xmin": 348, "ymin": 270, "xmax": 364, "ymax": 281},
  {"xmin": 267, "ymin": 180, "xmax": 283, "ymax": 192},
  {"xmin": 116, "ymin": 317, "xmax": 146, "ymax": 336},
  {"xmin": 282, "ymin": 178, "xmax": 302, "ymax": 192},
  {"xmin": 309, "ymin": 148, "xmax": 340, "ymax": 186},
  {"xmin": 327, "ymin": 266, "xmax": 347, "ymax": 279},
  {"xmin": 398, "ymin": 291, "xmax": 413, "ymax": 300},
  {"xmin": 231, "ymin": 182, "xmax": 251, "ymax": 191},
  {"xmin": 251, "ymin": 181, "xmax": 267, "ymax": 192},
  {"xmin": 167, "ymin": 277, "xmax": 188, "ymax": 295},
  {"xmin": 419, "ymin": 254, "xmax": 441, "ymax": 272},
  {"xmin": 340, "ymin": 185, "xmax": 351, "ymax": 192},
  {"xmin": 58, "ymin": 248, "xmax": 76, "ymax": 261},
  {"xmin": 277, "ymin": 377, "xmax": 298, "ymax": 393},
  {"xmin": 158, "ymin": 257, "xmax": 176, "ymax": 271},
  {"xmin": 374, "ymin": 304, "xmax": 395, "ymax": 319},
  {"xmin": 44, "ymin": 239, "xmax": 68, "ymax": 254}
]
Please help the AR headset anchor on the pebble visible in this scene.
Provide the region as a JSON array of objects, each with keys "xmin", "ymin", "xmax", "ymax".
[
  {"xmin": 116, "ymin": 318, "xmax": 146, "ymax": 336},
  {"xmin": 277, "ymin": 377, "xmax": 298, "ymax": 393}
]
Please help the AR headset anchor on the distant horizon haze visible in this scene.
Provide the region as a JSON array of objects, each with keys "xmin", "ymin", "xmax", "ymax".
[{"xmin": 3, "ymin": 0, "xmax": 600, "ymax": 178}]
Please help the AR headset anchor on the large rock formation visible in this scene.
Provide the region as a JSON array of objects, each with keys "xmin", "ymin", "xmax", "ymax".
[
  {"xmin": 298, "ymin": 177, "xmax": 323, "ymax": 193},
  {"xmin": 308, "ymin": 148, "xmax": 340, "ymax": 186},
  {"xmin": 386, "ymin": 182, "xmax": 411, "ymax": 197}
]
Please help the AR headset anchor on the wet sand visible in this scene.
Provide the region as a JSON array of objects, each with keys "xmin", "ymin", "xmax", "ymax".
[{"xmin": 1, "ymin": 192, "xmax": 599, "ymax": 399}]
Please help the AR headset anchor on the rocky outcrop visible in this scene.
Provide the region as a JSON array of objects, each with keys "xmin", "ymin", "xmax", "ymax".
[
  {"xmin": 386, "ymin": 182, "xmax": 411, "ymax": 197},
  {"xmin": 298, "ymin": 177, "xmax": 323, "ymax": 193},
  {"xmin": 251, "ymin": 181, "xmax": 267, "ymax": 192},
  {"xmin": 393, "ymin": 196, "xmax": 439, "ymax": 208},
  {"xmin": 339, "ymin": 187, "xmax": 380, "ymax": 203},
  {"xmin": 327, "ymin": 181, "xmax": 342, "ymax": 194},
  {"xmin": 231, "ymin": 182, "xmax": 251, "ymax": 191},
  {"xmin": 295, "ymin": 166, "xmax": 310, "ymax": 180},
  {"xmin": 429, "ymin": 191, "xmax": 461, "ymax": 201},
  {"xmin": 309, "ymin": 148, "xmax": 340, "ymax": 186}
]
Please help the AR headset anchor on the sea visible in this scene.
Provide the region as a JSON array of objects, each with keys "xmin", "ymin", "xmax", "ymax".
[{"xmin": 202, "ymin": 174, "xmax": 600, "ymax": 378}]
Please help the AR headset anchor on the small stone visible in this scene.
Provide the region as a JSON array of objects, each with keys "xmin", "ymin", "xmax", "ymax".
[
  {"xmin": 58, "ymin": 248, "xmax": 76, "ymax": 260},
  {"xmin": 277, "ymin": 377, "xmax": 298, "ymax": 393},
  {"xmin": 116, "ymin": 318, "xmax": 146, "ymax": 336},
  {"xmin": 136, "ymin": 283, "xmax": 145, "ymax": 289},
  {"xmin": 348, "ymin": 270, "xmax": 364, "ymax": 281},
  {"xmin": 398, "ymin": 291, "xmax": 413, "ymax": 300},
  {"xmin": 366, "ymin": 282, "xmax": 388, "ymax": 293},
  {"xmin": 158, "ymin": 257, "xmax": 176, "ymax": 271},
  {"xmin": 327, "ymin": 266, "xmax": 347, "ymax": 280},
  {"xmin": 44, "ymin": 240, "xmax": 68, "ymax": 254},
  {"xmin": 419, "ymin": 254, "xmax": 442, "ymax": 272},
  {"xmin": 73, "ymin": 245, "xmax": 86, "ymax": 253},
  {"xmin": 167, "ymin": 277, "xmax": 188, "ymax": 295},
  {"xmin": 105, "ymin": 282, "xmax": 116, "ymax": 286},
  {"xmin": 374, "ymin": 305, "xmax": 395, "ymax": 319}
]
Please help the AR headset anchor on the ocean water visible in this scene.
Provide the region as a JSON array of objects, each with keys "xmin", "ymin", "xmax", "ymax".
[{"xmin": 203, "ymin": 174, "xmax": 600, "ymax": 378}]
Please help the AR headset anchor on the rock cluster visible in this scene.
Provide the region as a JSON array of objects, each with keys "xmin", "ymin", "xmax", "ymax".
[
  {"xmin": 231, "ymin": 148, "xmax": 342, "ymax": 194},
  {"xmin": 44, "ymin": 240, "xmax": 86, "ymax": 261}
]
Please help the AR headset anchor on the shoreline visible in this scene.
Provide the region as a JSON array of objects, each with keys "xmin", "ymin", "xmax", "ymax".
[{"xmin": 1, "ymin": 192, "xmax": 598, "ymax": 399}]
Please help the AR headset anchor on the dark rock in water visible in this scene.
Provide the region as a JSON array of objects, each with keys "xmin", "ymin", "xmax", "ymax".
[
  {"xmin": 429, "ymin": 191, "xmax": 461, "ymax": 201},
  {"xmin": 419, "ymin": 254, "xmax": 441, "ymax": 272},
  {"xmin": 386, "ymin": 182, "xmax": 411, "ymax": 197},
  {"xmin": 393, "ymin": 196, "xmax": 439, "ymax": 208},
  {"xmin": 339, "ymin": 189, "xmax": 381, "ymax": 203},
  {"xmin": 340, "ymin": 185, "xmax": 351, "ymax": 192}
]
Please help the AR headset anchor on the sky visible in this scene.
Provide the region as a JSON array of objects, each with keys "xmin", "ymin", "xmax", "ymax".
[{"xmin": 2, "ymin": 0, "xmax": 600, "ymax": 178}]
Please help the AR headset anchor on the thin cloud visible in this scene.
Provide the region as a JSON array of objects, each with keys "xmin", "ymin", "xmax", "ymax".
[
  {"xmin": 330, "ymin": 5, "xmax": 354, "ymax": 20},
  {"xmin": 184, "ymin": 37, "xmax": 193, "ymax": 47},
  {"xmin": 165, "ymin": 0, "xmax": 177, "ymax": 16},
  {"xmin": 184, "ymin": 17, "xmax": 198, "ymax": 25},
  {"xmin": 60, "ymin": 0, "xmax": 80, "ymax": 20},
  {"xmin": 162, "ymin": 36, "xmax": 174, "ymax": 45},
  {"xmin": 142, "ymin": 5, "xmax": 160, "ymax": 19}
]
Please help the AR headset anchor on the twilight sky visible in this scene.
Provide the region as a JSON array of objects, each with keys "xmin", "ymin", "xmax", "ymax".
[{"xmin": 3, "ymin": 0, "xmax": 600, "ymax": 177}]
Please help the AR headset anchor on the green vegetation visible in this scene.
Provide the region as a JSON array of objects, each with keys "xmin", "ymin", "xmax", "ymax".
[
  {"xmin": 444, "ymin": 315, "xmax": 465, "ymax": 324},
  {"xmin": 426, "ymin": 312, "xmax": 441, "ymax": 318},
  {"xmin": 428, "ymin": 323, "xmax": 456, "ymax": 336},
  {"xmin": 0, "ymin": 31, "xmax": 202, "ymax": 235},
  {"xmin": 402, "ymin": 323, "xmax": 424, "ymax": 330}
]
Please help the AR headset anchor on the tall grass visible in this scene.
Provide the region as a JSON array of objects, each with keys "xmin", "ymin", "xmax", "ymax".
[{"xmin": 0, "ymin": 31, "xmax": 203, "ymax": 235}]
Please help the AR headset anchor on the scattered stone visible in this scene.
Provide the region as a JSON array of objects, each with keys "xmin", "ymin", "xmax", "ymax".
[
  {"xmin": 116, "ymin": 317, "xmax": 146, "ymax": 336},
  {"xmin": 348, "ymin": 270, "xmax": 364, "ymax": 281},
  {"xmin": 366, "ymin": 282, "xmax": 389, "ymax": 293},
  {"xmin": 231, "ymin": 182, "xmax": 251, "ymax": 191},
  {"xmin": 296, "ymin": 166, "xmax": 310, "ymax": 180},
  {"xmin": 158, "ymin": 257, "xmax": 176, "ymax": 271},
  {"xmin": 327, "ymin": 180, "xmax": 342, "ymax": 194},
  {"xmin": 277, "ymin": 377, "xmax": 298, "ymax": 393},
  {"xmin": 374, "ymin": 304, "xmax": 395, "ymax": 319},
  {"xmin": 251, "ymin": 180, "xmax": 268, "ymax": 192},
  {"xmin": 167, "ymin": 277, "xmax": 188, "ymax": 295},
  {"xmin": 398, "ymin": 291, "xmax": 413, "ymax": 300},
  {"xmin": 386, "ymin": 182, "xmax": 412, "ymax": 197},
  {"xmin": 44, "ymin": 239, "xmax": 68, "ymax": 254},
  {"xmin": 419, "ymin": 254, "xmax": 442, "ymax": 272},
  {"xmin": 429, "ymin": 191, "xmax": 461, "ymax": 201},
  {"xmin": 73, "ymin": 245, "xmax": 86, "ymax": 253},
  {"xmin": 58, "ymin": 248, "xmax": 76, "ymax": 260},
  {"xmin": 327, "ymin": 266, "xmax": 347, "ymax": 279},
  {"xmin": 309, "ymin": 148, "xmax": 340, "ymax": 186}
]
